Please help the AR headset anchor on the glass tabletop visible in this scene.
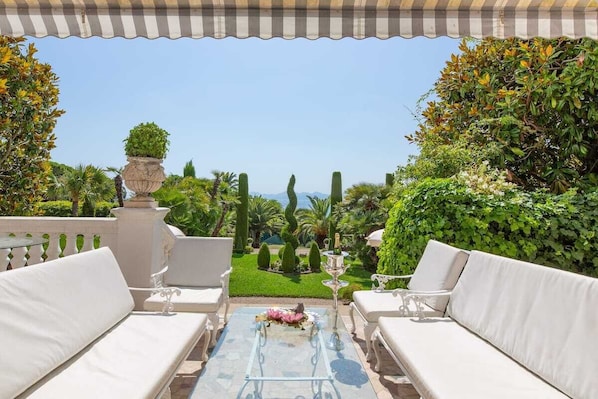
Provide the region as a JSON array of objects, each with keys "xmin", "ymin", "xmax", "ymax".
[
  {"xmin": 0, "ymin": 237, "xmax": 47, "ymax": 250},
  {"xmin": 191, "ymin": 307, "xmax": 377, "ymax": 399}
]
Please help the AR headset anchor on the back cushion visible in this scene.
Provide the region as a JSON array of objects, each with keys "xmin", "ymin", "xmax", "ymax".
[
  {"xmin": 447, "ymin": 250, "xmax": 598, "ymax": 399},
  {"xmin": 0, "ymin": 247, "xmax": 134, "ymax": 399},
  {"xmin": 407, "ymin": 240, "xmax": 469, "ymax": 311},
  {"xmin": 165, "ymin": 237, "xmax": 233, "ymax": 287}
]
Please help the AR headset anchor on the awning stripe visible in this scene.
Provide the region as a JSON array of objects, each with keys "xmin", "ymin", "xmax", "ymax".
[{"xmin": 0, "ymin": 0, "xmax": 596, "ymax": 39}]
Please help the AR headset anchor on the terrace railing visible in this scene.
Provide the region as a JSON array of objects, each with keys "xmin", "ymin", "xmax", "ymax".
[
  {"xmin": 0, "ymin": 216, "xmax": 118, "ymax": 270},
  {"xmin": 0, "ymin": 208, "xmax": 174, "ymax": 310}
]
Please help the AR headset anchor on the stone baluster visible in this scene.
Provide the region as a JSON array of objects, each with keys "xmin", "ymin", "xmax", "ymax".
[
  {"xmin": 27, "ymin": 234, "xmax": 45, "ymax": 265},
  {"xmin": 0, "ymin": 249, "xmax": 10, "ymax": 271},
  {"xmin": 45, "ymin": 233, "xmax": 61, "ymax": 261},
  {"xmin": 62, "ymin": 233, "xmax": 78, "ymax": 256},
  {"xmin": 81, "ymin": 234, "xmax": 94, "ymax": 252}
]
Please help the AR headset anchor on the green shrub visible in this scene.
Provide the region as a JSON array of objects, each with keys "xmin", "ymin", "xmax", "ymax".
[
  {"xmin": 81, "ymin": 199, "xmax": 95, "ymax": 217},
  {"xmin": 124, "ymin": 122, "xmax": 170, "ymax": 159},
  {"xmin": 257, "ymin": 243, "xmax": 271, "ymax": 269},
  {"xmin": 340, "ymin": 283, "xmax": 362, "ymax": 303},
  {"xmin": 36, "ymin": 201, "xmax": 72, "ymax": 217},
  {"xmin": 281, "ymin": 244, "xmax": 296, "ymax": 273},
  {"xmin": 95, "ymin": 201, "xmax": 117, "ymax": 217},
  {"xmin": 378, "ymin": 179, "xmax": 598, "ymax": 277},
  {"xmin": 278, "ymin": 246, "xmax": 285, "ymax": 260},
  {"xmin": 308, "ymin": 242, "xmax": 321, "ymax": 272}
]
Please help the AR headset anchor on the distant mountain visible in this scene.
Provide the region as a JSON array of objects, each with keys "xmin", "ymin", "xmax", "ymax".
[{"xmin": 250, "ymin": 192, "xmax": 328, "ymax": 209}]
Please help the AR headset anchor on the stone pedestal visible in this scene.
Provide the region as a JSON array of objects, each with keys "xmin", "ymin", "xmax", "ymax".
[{"xmin": 111, "ymin": 207, "xmax": 171, "ymax": 309}]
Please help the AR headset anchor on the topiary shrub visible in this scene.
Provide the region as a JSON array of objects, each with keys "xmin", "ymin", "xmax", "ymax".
[
  {"xmin": 257, "ymin": 243, "xmax": 271, "ymax": 269},
  {"xmin": 378, "ymin": 178, "xmax": 598, "ymax": 278},
  {"xmin": 281, "ymin": 243, "xmax": 296, "ymax": 273},
  {"xmin": 123, "ymin": 122, "xmax": 170, "ymax": 159},
  {"xmin": 36, "ymin": 201, "xmax": 72, "ymax": 217},
  {"xmin": 281, "ymin": 175, "xmax": 299, "ymax": 250},
  {"xmin": 308, "ymin": 242, "xmax": 321, "ymax": 272}
]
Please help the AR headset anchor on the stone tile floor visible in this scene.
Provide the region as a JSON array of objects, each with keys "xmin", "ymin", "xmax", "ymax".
[{"xmin": 170, "ymin": 298, "xmax": 420, "ymax": 399}]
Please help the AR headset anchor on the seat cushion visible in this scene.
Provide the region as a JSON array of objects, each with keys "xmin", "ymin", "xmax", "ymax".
[
  {"xmin": 352, "ymin": 290, "xmax": 442, "ymax": 322},
  {"xmin": 448, "ymin": 251, "xmax": 598, "ymax": 399},
  {"xmin": 144, "ymin": 287, "xmax": 223, "ymax": 313},
  {"xmin": 0, "ymin": 248, "xmax": 134, "ymax": 399},
  {"xmin": 406, "ymin": 240, "xmax": 469, "ymax": 312},
  {"xmin": 18, "ymin": 312, "xmax": 208, "ymax": 399},
  {"xmin": 378, "ymin": 317, "xmax": 569, "ymax": 399}
]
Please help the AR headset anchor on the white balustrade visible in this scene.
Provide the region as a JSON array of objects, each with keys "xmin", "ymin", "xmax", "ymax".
[
  {"xmin": 0, "ymin": 217, "xmax": 118, "ymax": 271},
  {"xmin": 0, "ymin": 210, "xmax": 175, "ymax": 311}
]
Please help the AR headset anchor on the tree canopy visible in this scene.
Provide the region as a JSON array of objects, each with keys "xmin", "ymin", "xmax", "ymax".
[
  {"xmin": 0, "ymin": 37, "xmax": 64, "ymax": 215},
  {"xmin": 407, "ymin": 37, "xmax": 598, "ymax": 193}
]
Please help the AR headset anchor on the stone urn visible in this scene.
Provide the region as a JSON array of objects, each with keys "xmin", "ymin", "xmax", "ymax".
[{"xmin": 122, "ymin": 156, "xmax": 166, "ymax": 208}]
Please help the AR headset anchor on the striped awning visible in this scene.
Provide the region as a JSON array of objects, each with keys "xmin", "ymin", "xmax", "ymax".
[{"xmin": 0, "ymin": 0, "xmax": 597, "ymax": 40}]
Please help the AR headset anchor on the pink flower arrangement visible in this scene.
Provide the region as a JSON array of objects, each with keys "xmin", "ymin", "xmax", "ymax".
[{"xmin": 256, "ymin": 305, "xmax": 315, "ymax": 329}]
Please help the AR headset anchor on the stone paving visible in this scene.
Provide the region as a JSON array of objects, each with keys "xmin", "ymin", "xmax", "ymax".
[{"xmin": 170, "ymin": 297, "xmax": 420, "ymax": 399}]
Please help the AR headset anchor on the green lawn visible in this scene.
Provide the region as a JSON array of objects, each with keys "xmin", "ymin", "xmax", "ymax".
[{"xmin": 229, "ymin": 253, "xmax": 374, "ymax": 299}]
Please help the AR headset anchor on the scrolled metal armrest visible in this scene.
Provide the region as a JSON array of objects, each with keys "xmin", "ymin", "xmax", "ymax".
[
  {"xmin": 149, "ymin": 266, "xmax": 169, "ymax": 289},
  {"xmin": 391, "ymin": 289, "xmax": 452, "ymax": 320},
  {"xmin": 129, "ymin": 286, "xmax": 181, "ymax": 315},
  {"xmin": 370, "ymin": 273, "xmax": 414, "ymax": 291}
]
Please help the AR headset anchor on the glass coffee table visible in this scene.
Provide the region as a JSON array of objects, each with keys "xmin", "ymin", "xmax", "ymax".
[
  {"xmin": 237, "ymin": 315, "xmax": 340, "ymax": 398},
  {"xmin": 191, "ymin": 307, "xmax": 377, "ymax": 399}
]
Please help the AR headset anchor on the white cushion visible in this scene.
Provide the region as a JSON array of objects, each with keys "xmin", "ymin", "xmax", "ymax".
[
  {"xmin": 406, "ymin": 240, "xmax": 469, "ymax": 311},
  {"xmin": 378, "ymin": 317, "xmax": 569, "ymax": 399},
  {"xmin": 165, "ymin": 237, "xmax": 233, "ymax": 287},
  {"xmin": 0, "ymin": 248, "xmax": 134, "ymax": 399},
  {"xmin": 18, "ymin": 312, "xmax": 207, "ymax": 399},
  {"xmin": 144, "ymin": 287, "xmax": 223, "ymax": 313},
  {"xmin": 448, "ymin": 250, "xmax": 598, "ymax": 399},
  {"xmin": 352, "ymin": 290, "xmax": 442, "ymax": 322}
]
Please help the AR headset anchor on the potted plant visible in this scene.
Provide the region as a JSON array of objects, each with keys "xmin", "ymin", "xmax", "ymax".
[{"xmin": 121, "ymin": 122, "xmax": 170, "ymax": 208}]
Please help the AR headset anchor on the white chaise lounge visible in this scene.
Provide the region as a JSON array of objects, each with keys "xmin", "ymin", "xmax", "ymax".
[
  {"xmin": 144, "ymin": 236, "xmax": 233, "ymax": 346},
  {"xmin": 0, "ymin": 248, "xmax": 210, "ymax": 399},
  {"xmin": 349, "ymin": 240, "xmax": 469, "ymax": 359},
  {"xmin": 373, "ymin": 250, "xmax": 598, "ymax": 399}
]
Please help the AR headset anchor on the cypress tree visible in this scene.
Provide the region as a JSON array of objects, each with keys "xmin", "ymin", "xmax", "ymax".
[
  {"xmin": 234, "ymin": 173, "xmax": 249, "ymax": 253},
  {"xmin": 385, "ymin": 173, "xmax": 394, "ymax": 187},
  {"xmin": 183, "ymin": 159, "xmax": 196, "ymax": 178},
  {"xmin": 257, "ymin": 243, "xmax": 271, "ymax": 269},
  {"xmin": 308, "ymin": 242, "xmax": 321, "ymax": 272},
  {"xmin": 327, "ymin": 171, "xmax": 342, "ymax": 250}
]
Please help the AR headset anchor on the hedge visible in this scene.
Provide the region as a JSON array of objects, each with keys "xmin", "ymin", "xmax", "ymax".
[{"xmin": 378, "ymin": 179, "xmax": 598, "ymax": 278}]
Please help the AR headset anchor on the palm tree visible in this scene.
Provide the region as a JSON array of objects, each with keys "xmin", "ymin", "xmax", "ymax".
[
  {"xmin": 105, "ymin": 166, "xmax": 125, "ymax": 207},
  {"xmin": 64, "ymin": 164, "xmax": 88, "ymax": 216},
  {"xmin": 248, "ymin": 196, "xmax": 283, "ymax": 248},
  {"xmin": 210, "ymin": 170, "xmax": 239, "ymax": 237},
  {"xmin": 297, "ymin": 196, "xmax": 330, "ymax": 248}
]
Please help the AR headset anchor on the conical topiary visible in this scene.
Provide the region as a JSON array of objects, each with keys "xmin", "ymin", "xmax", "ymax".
[
  {"xmin": 257, "ymin": 243, "xmax": 271, "ymax": 270},
  {"xmin": 308, "ymin": 242, "xmax": 321, "ymax": 272},
  {"xmin": 281, "ymin": 243, "xmax": 296, "ymax": 273}
]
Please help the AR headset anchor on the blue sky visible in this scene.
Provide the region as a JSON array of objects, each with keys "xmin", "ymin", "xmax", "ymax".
[{"xmin": 31, "ymin": 36, "xmax": 461, "ymax": 194}]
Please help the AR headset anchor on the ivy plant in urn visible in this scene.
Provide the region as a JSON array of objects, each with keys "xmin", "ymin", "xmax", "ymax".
[{"xmin": 122, "ymin": 122, "xmax": 170, "ymax": 208}]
